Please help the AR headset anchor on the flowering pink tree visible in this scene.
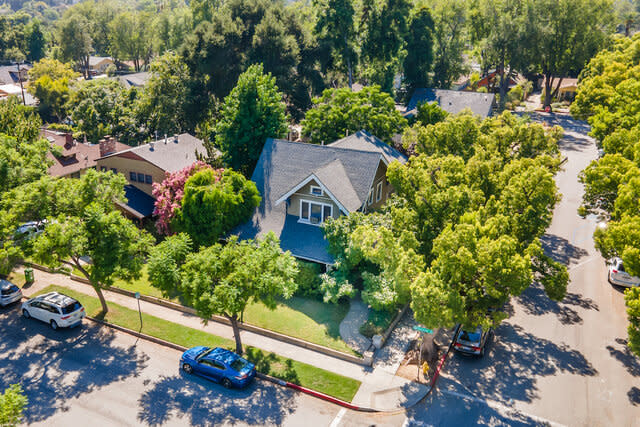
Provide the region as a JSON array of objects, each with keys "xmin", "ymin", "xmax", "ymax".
[{"xmin": 152, "ymin": 162, "xmax": 221, "ymax": 235}]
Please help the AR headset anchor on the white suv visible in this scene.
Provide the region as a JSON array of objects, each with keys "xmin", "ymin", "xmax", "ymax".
[
  {"xmin": 608, "ymin": 257, "xmax": 640, "ymax": 288},
  {"xmin": 22, "ymin": 292, "xmax": 86, "ymax": 329},
  {"xmin": 0, "ymin": 280, "xmax": 22, "ymax": 306}
]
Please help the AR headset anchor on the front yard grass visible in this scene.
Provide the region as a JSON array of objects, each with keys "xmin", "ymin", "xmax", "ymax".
[
  {"xmin": 108, "ymin": 267, "xmax": 358, "ymax": 355},
  {"xmin": 35, "ymin": 285, "xmax": 361, "ymax": 402}
]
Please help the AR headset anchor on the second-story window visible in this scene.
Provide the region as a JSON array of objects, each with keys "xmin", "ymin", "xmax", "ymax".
[
  {"xmin": 138, "ymin": 173, "xmax": 145, "ymax": 183},
  {"xmin": 310, "ymin": 185, "xmax": 323, "ymax": 196},
  {"xmin": 145, "ymin": 175, "xmax": 153, "ymax": 184},
  {"xmin": 376, "ymin": 181, "xmax": 383, "ymax": 202},
  {"xmin": 130, "ymin": 172, "xmax": 137, "ymax": 182}
]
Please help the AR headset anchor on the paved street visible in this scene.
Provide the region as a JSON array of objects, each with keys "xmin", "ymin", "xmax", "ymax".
[
  {"xmin": 0, "ymin": 304, "xmax": 369, "ymax": 426},
  {"xmin": 401, "ymin": 113, "xmax": 640, "ymax": 427}
]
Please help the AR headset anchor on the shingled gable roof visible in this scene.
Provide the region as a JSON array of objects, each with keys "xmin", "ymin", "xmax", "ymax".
[
  {"xmin": 98, "ymin": 133, "xmax": 210, "ymax": 173},
  {"xmin": 328, "ymin": 130, "xmax": 408, "ymax": 165},
  {"xmin": 233, "ymin": 133, "xmax": 406, "ymax": 264},
  {"xmin": 405, "ymin": 88, "xmax": 495, "ymax": 118}
]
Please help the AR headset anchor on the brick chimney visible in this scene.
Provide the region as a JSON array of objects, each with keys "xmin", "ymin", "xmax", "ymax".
[
  {"xmin": 99, "ymin": 135, "xmax": 116, "ymax": 157},
  {"xmin": 64, "ymin": 133, "xmax": 74, "ymax": 147}
]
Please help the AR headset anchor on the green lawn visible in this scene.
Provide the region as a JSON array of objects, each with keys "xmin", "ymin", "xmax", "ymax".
[
  {"xmin": 35, "ymin": 285, "xmax": 361, "ymax": 402},
  {"xmin": 7, "ymin": 270, "xmax": 26, "ymax": 288},
  {"xmin": 107, "ymin": 267, "xmax": 357, "ymax": 355}
]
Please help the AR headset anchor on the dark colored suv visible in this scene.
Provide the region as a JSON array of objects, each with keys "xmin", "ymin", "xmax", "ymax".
[{"xmin": 454, "ymin": 326, "xmax": 493, "ymax": 356}]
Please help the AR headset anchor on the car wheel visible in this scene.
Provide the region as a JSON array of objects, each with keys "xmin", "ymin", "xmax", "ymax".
[
  {"xmin": 50, "ymin": 320, "xmax": 58, "ymax": 330},
  {"xmin": 182, "ymin": 363, "xmax": 193, "ymax": 374},
  {"xmin": 22, "ymin": 309, "xmax": 30, "ymax": 319},
  {"xmin": 222, "ymin": 378, "xmax": 232, "ymax": 389},
  {"xmin": 480, "ymin": 346, "xmax": 485, "ymax": 357}
]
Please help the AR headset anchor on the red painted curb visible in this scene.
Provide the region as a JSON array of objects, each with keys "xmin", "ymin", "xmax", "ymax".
[{"xmin": 285, "ymin": 382, "xmax": 368, "ymax": 411}]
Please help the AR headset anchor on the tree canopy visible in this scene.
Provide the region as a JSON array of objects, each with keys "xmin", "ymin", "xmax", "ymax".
[
  {"xmin": 214, "ymin": 64, "xmax": 288, "ymax": 176},
  {"xmin": 175, "ymin": 168, "xmax": 261, "ymax": 247},
  {"xmin": 0, "ymin": 384, "xmax": 27, "ymax": 427},
  {"xmin": 301, "ymin": 85, "xmax": 407, "ymax": 144},
  {"xmin": 148, "ymin": 233, "xmax": 299, "ymax": 354}
]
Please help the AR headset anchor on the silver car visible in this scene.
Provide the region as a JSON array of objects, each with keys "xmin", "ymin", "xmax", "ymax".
[
  {"xmin": 608, "ymin": 257, "xmax": 640, "ymax": 288},
  {"xmin": 22, "ymin": 292, "xmax": 85, "ymax": 329},
  {"xmin": 0, "ymin": 280, "xmax": 22, "ymax": 306}
]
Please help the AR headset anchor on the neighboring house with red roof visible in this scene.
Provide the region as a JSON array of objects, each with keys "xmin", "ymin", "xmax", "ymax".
[
  {"xmin": 43, "ymin": 129, "xmax": 128, "ymax": 179},
  {"xmin": 96, "ymin": 133, "xmax": 211, "ymax": 220}
]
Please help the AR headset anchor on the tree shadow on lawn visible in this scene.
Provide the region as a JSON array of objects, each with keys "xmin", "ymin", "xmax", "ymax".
[
  {"xmin": 137, "ymin": 372, "xmax": 297, "ymax": 426},
  {"xmin": 445, "ymin": 323, "xmax": 597, "ymax": 404},
  {"xmin": 516, "ymin": 281, "xmax": 599, "ymax": 325},
  {"xmin": 0, "ymin": 306, "xmax": 148, "ymax": 424}
]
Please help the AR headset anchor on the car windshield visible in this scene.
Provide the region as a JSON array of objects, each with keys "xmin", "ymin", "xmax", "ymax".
[
  {"xmin": 61, "ymin": 302, "xmax": 82, "ymax": 314},
  {"xmin": 196, "ymin": 348, "xmax": 214, "ymax": 360},
  {"xmin": 230, "ymin": 358, "xmax": 248, "ymax": 372},
  {"xmin": 618, "ymin": 261, "xmax": 626, "ymax": 272},
  {"xmin": 459, "ymin": 329, "xmax": 481, "ymax": 342},
  {"xmin": 1, "ymin": 285, "xmax": 19, "ymax": 296}
]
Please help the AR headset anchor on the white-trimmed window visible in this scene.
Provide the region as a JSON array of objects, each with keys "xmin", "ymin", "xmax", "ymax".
[
  {"xmin": 310, "ymin": 185, "xmax": 323, "ymax": 197},
  {"xmin": 368, "ymin": 190, "xmax": 374, "ymax": 205},
  {"xmin": 300, "ymin": 199, "xmax": 332, "ymax": 225},
  {"xmin": 376, "ymin": 181, "xmax": 383, "ymax": 202}
]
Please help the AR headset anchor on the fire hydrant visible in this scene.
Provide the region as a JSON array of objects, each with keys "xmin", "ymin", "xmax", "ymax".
[{"xmin": 422, "ymin": 361, "xmax": 430, "ymax": 375}]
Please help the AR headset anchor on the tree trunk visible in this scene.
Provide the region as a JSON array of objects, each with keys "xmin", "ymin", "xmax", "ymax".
[
  {"xmin": 497, "ymin": 56, "xmax": 508, "ymax": 112},
  {"xmin": 229, "ymin": 315, "xmax": 243, "ymax": 355},
  {"xmin": 344, "ymin": 34, "xmax": 353, "ymax": 89},
  {"xmin": 543, "ymin": 74, "xmax": 554, "ymax": 108},
  {"xmin": 93, "ymin": 284, "xmax": 109, "ymax": 315}
]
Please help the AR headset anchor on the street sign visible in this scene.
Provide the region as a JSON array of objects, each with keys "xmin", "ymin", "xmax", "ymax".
[{"xmin": 413, "ymin": 326, "xmax": 433, "ymax": 334}]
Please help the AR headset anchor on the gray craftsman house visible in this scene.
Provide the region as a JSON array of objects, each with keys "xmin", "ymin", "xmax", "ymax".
[{"xmin": 233, "ymin": 130, "xmax": 407, "ymax": 265}]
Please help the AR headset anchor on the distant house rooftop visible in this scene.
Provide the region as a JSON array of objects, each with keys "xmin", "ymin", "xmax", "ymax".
[
  {"xmin": 405, "ymin": 88, "xmax": 496, "ymax": 119},
  {"xmin": 114, "ymin": 71, "xmax": 150, "ymax": 88},
  {"xmin": 98, "ymin": 133, "xmax": 209, "ymax": 174},
  {"xmin": 44, "ymin": 129, "xmax": 128, "ymax": 178},
  {"xmin": 0, "ymin": 64, "xmax": 30, "ymax": 85}
]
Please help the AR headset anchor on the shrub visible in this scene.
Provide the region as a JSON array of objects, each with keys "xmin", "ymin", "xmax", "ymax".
[{"xmin": 295, "ymin": 260, "xmax": 323, "ymax": 298}]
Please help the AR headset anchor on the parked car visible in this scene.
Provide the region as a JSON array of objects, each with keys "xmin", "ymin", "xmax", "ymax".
[
  {"xmin": 21, "ymin": 292, "xmax": 85, "ymax": 330},
  {"xmin": 14, "ymin": 220, "xmax": 48, "ymax": 241},
  {"xmin": 608, "ymin": 257, "xmax": 640, "ymax": 288},
  {"xmin": 0, "ymin": 279, "xmax": 22, "ymax": 307},
  {"xmin": 180, "ymin": 346, "xmax": 256, "ymax": 388},
  {"xmin": 454, "ymin": 326, "xmax": 493, "ymax": 357}
]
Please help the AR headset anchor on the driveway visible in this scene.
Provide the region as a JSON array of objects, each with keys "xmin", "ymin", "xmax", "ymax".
[
  {"xmin": 0, "ymin": 304, "xmax": 372, "ymax": 426},
  {"xmin": 409, "ymin": 113, "xmax": 639, "ymax": 427}
]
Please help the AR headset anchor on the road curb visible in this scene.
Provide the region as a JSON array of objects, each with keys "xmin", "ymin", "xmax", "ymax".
[{"xmin": 81, "ymin": 315, "xmax": 385, "ymax": 411}]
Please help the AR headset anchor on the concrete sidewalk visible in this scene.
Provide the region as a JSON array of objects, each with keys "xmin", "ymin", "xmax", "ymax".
[{"xmin": 17, "ymin": 266, "xmax": 429, "ymax": 411}]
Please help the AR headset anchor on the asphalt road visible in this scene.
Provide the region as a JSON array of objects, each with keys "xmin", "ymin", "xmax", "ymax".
[
  {"xmin": 0, "ymin": 304, "xmax": 369, "ymax": 426},
  {"xmin": 400, "ymin": 113, "xmax": 640, "ymax": 427}
]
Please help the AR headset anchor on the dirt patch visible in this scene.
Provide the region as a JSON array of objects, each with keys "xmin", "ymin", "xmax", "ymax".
[{"xmin": 395, "ymin": 338, "xmax": 445, "ymax": 383}]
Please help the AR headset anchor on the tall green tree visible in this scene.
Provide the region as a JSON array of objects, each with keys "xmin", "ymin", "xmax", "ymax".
[
  {"xmin": 109, "ymin": 11, "xmax": 152, "ymax": 71},
  {"xmin": 28, "ymin": 59, "xmax": 78, "ymax": 122},
  {"xmin": 360, "ymin": 0, "xmax": 412, "ymax": 92},
  {"xmin": 175, "ymin": 169, "xmax": 261, "ymax": 247},
  {"xmin": 430, "ymin": 0, "xmax": 469, "ymax": 88},
  {"xmin": 0, "ymin": 384, "xmax": 27, "ymax": 427},
  {"xmin": 148, "ymin": 233, "xmax": 299, "ymax": 354},
  {"xmin": 402, "ymin": 6, "xmax": 435, "ymax": 93},
  {"xmin": 313, "ymin": 0, "xmax": 356, "ymax": 87},
  {"xmin": 24, "ymin": 18, "xmax": 46, "ymax": 62},
  {"xmin": 215, "ymin": 64, "xmax": 288, "ymax": 176},
  {"xmin": 2, "ymin": 171, "xmax": 153, "ymax": 314},
  {"xmin": 56, "ymin": 13, "xmax": 93, "ymax": 79},
  {"xmin": 530, "ymin": 0, "xmax": 614, "ymax": 108},
  {"xmin": 135, "ymin": 51, "xmax": 193, "ymax": 137},
  {"xmin": 301, "ymin": 85, "xmax": 407, "ymax": 144}
]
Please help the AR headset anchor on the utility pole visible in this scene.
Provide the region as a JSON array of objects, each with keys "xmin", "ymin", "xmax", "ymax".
[{"xmin": 17, "ymin": 61, "xmax": 26, "ymax": 106}]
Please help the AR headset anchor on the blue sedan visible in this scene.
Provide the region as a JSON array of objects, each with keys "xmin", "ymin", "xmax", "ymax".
[{"xmin": 180, "ymin": 346, "xmax": 256, "ymax": 388}]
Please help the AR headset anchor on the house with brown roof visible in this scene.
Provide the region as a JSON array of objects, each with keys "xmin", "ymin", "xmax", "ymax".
[
  {"xmin": 233, "ymin": 130, "xmax": 407, "ymax": 265},
  {"xmin": 44, "ymin": 129, "xmax": 128, "ymax": 179},
  {"xmin": 96, "ymin": 133, "xmax": 210, "ymax": 220}
]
